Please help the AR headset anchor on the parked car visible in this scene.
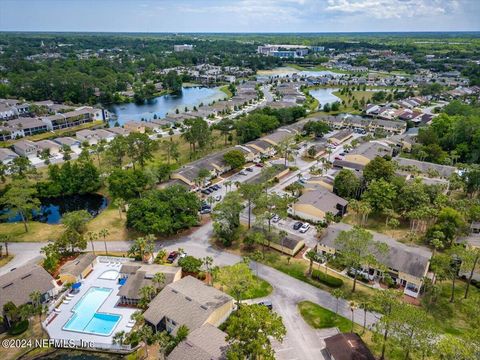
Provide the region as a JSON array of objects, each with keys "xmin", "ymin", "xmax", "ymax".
[
  {"xmin": 334, "ymin": 156, "xmax": 343, "ymax": 160},
  {"xmin": 258, "ymin": 300, "xmax": 273, "ymax": 310},
  {"xmin": 239, "ymin": 170, "xmax": 247, "ymax": 175},
  {"xmin": 299, "ymin": 223, "xmax": 310, "ymax": 233},
  {"xmin": 208, "ymin": 186, "xmax": 216, "ymax": 192},
  {"xmin": 201, "ymin": 189, "xmax": 209, "ymax": 195},
  {"xmin": 213, "ymin": 184, "xmax": 221, "ymax": 190},
  {"xmin": 271, "ymin": 214, "xmax": 280, "ymax": 223},
  {"xmin": 200, "ymin": 208, "xmax": 211, "ymax": 214},
  {"xmin": 166, "ymin": 251, "xmax": 179, "ymax": 263},
  {"xmin": 246, "ymin": 167, "xmax": 253, "ymax": 172},
  {"xmin": 293, "ymin": 221, "xmax": 303, "ymax": 230},
  {"xmin": 215, "ymin": 194, "xmax": 222, "ymax": 201},
  {"xmin": 255, "ymin": 163, "xmax": 264, "ymax": 167},
  {"xmin": 339, "ymin": 152, "xmax": 346, "ymax": 156}
]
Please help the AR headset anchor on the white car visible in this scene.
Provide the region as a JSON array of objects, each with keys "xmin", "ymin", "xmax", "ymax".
[
  {"xmin": 271, "ymin": 215, "xmax": 280, "ymax": 223},
  {"xmin": 215, "ymin": 194, "xmax": 222, "ymax": 201},
  {"xmin": 299, "ymin": 223, "xmax": 310, "ymax": 233}
]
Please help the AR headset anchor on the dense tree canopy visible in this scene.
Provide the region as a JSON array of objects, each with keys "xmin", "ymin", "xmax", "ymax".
[{"xmin": 126, "ymin": 185, "xmax": 200, "ymax": 235}]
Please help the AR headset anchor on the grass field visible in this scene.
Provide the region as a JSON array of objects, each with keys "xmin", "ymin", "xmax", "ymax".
[
  {"xmin": 298, "ymin": 300, "xmax": 359, "ymax": 332},
  {"xmin": 219, "ymin": 274, "xmax": 273, "ymax": 300},
  {"xmin": 0, "ymin": 254, "xmax": 13, "ymax": 267}
]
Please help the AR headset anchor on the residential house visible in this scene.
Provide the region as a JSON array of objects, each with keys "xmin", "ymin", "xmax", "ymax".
[
  {"xmin": 323, "ymin": 333, "xmax": 375, "ymax": 360},
  {"xmin": 92, "ymin": 129, "xmax": 116, "ymax": 143},
  {"xmin": 143, "ymin": 276, "xmax": 234, "ymax": 335},
  {"xmin": 291, "ymin": 187, "xmax": 348, "ymax": 222},
  {"xmin": 107, "ymin": 127, "xmax": 131, "ymax": 136},
  {"xmin": 0, "ymin": 263, "xmax": 59, "ymax": 311},
  {"xmin": 305, "ymin": 175, "xmax": 335, "ymax": 192},
  {"xmin": 58, "ymin": 253, "xmax": 97, "ymax": 284},
  {"xmin": 394, "ymin": 157, "xmax": 457, "ymax": 179},
  {"xmin": 124, "ymin": 121, "xmax": 146, "ymax": 133},
  {"xmin": 8, "ymin": 117, "xmax": 48, "ymax": 136},
  {"xmin": 167, "ymin": 324, "xmax": 228, "ymax": 360},
  {"xmin": 0, "ymin": 148, "xmax": 18, "ymax": 165},
  {"xmin": 54, "ymin": 137, "xmax": 81, "ymax": 153},
  {"xmin": 267, "ymin": 233, "xmax": 305, "ymax": 256},
  {"xmin": 13, "ymin": 139, "xmax": 38, "ymax": 158},
  {"xmin": 317, "ymin": 223, "xmax": 432, "ymax": 298},
  {"xmin": 328, "ymin": 129, "xmax": 353, "ymax": 145},
  {"xmin": 36, "ymin": 140, "xmax": 61, "ymax": 157},
  {"xmin": 343, "ymin": 141, "xmax": 392, "ymax": 166},
  {"xmin": 76, "ymin": 129, "xmax": 99, "ymax": 145},
  {"xmin": 246, "ymin": 139, "xmax": 275, "ymax": 157},
  {"xmin": 41, "ymin": 108, "xmax": 95, "ymax": 130},
  {"xmin": 118, "ymin": 262, "xmax": 182, "ymax": 306}
]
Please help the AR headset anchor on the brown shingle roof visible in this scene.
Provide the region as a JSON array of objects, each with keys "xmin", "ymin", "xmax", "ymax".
[
  {"xmin": 167, "ymin": 324, "xmax": 228, "ymax": 360},
  {"xmin": 324, "ymin": 333, "xmax": 375, "ymax": 360},
  {"xmin": 0, "ymin": 263, "xmax": 55, "ymax": 309},
  {"xmin": 143, "ymin": 276, "xmax": 233, "ymax": 333}
]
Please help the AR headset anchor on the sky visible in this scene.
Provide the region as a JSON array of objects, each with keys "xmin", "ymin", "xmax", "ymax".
[{"xmin": 1, "ymin": 0, "xmax": 479, "ymax": 33}]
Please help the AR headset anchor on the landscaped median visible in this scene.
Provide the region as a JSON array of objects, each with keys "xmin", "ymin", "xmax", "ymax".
[{"xmin": 254, "ymin": 250, "xmax": 376, "ymax": 302}]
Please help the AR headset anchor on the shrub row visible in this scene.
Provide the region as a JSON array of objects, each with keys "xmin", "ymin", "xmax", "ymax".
[
  {"xmin": 8, "ymin": 320, "xmax": 29, "ymax": 335},
  {"xmin": 312, "ymin": 269, "xmax": 344, "ymax": 288}
]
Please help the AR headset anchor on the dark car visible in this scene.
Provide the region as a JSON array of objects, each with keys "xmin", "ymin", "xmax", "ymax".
[
  {"xmin": 334, "ymin": 156, "xmax": 342, "ymax": 160},
  {"xmin": 201, "ymin": 189, "xmax": 209, "ymax": 195},
  {"xmin": 255, "ymin": 163, "xmax": 264, "ymax": 167},
  {"xmin": 166, "ymin": 251, "xmax": 179, "ymax": 263},
  {"xmin": 213, "ymin": 184, "xmax": 221, "ymax": 190},
  {"xmin": 246, "ymin": 167, "xmax": 253, "ymax": 172},
  {"xmin": 293, "ymin": 221, "xmax": 303, "ymax": 230},
  {"xmin": 208, "ymin": 186, "xmax": 216, "ymax": 192},
  {"xmin": 258, "ymin": 300, "xmax": 273, "ymax": 310}
]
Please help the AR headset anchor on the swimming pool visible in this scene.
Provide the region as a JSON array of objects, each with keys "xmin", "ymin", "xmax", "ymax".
[{"xmin": 63, "ymin": 287, "xmax": 121, "ymax": 336}]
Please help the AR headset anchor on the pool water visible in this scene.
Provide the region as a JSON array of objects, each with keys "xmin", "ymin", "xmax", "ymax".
[{"xmin": 63, "ymin": 287, "xmax": 121, "ymax": 336}]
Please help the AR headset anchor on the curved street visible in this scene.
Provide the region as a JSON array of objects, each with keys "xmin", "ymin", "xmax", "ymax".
[{"xmin": 2, "ymin": 221, "xmax": 378, "ymax": 360}]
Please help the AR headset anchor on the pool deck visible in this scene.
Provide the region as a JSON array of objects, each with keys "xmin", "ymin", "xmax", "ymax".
[{"xmin": 45, "ymin": 260, "xmax": 137, "ymax": 346}]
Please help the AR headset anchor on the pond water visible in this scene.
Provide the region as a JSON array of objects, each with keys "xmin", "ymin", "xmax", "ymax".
[
  {"xmin": 256, "ymin": 66, "xmax": 340, "ymax": 80},
  {"xmin": 309, "ymin": 88, "xmax": 341, "ymax": 107},
  {"xmin": 2, "ymin": 193, "xmax": 107, "ymax": 225},
  {"xmin": 107, "ymin": 86, "xmax": 226, "ymax": 126}
]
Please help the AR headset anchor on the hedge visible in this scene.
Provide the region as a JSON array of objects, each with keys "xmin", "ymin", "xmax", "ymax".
[
  {"xmin": 312, "ymin": 269, "xmax": 344, "ymax": 288},
  {"xmin": 8, "ymin": 320, "xmax": 29, "ymax": 335}
]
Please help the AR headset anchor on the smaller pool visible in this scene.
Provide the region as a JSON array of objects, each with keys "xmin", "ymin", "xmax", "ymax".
[{"xmin": 99, "ymin": 270, "xmax": 119, "ymax": 280}]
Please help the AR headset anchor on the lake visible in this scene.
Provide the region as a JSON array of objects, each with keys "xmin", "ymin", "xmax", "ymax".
[
  {"xmin": 107, "ymin": 86, "xmax": 226, "ymax": 126},
  {"xmin": 309, "ymin": 88, "xmax": 341, "ymax": 107},
  {"xmin": 256, "ymin": 66, "xmax": 340, "ymax": 80},
  {"xmin": 2, "ymin": 193, "xmax": 107, "ymax": 225}
]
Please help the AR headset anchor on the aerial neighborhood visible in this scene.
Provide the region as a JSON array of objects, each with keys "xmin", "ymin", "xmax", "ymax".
[{"xmin": 0, "ymin": 10, "xmax": 479, "ymax": 360}]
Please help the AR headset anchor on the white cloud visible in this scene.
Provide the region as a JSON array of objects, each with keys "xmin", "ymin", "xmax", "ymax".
[{"xmin": 324, "ymin": 0, "xmax": 458, "ymax": 19}]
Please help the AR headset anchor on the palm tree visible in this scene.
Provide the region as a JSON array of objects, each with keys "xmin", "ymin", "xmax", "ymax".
[
  {"xmin": 331, "ymin": 289, "xmax": 344, "ymax": 315},
  {"xmin": 306, "ymin": 250, "xmax": 317, "ymax": 277},
  {"xmin": 224, "ymin": 180, "xmax": 232, "ymax": 193},
  {"xmin": 86, "ymin": 231, "xmax": 98, "ymax": 255},
  {"xmin": 349, "ymin": 301, "xmax": 358, "ymax": 332},
  {"xmin": 113, "ymin": 198, "xmax": 126, "ymax": 219},
  {"xmin": 99, "ymin": 228, "xmax": 110, "ymax": 255},
  {"xmin": 152, "ymin": 272, "xmax": 166, "ymax": 291},
  {"xmin": 113, "ymin": 330, "xmax": 126, "ymax": 345},
  {"xmin": 358, "ymin": 300, "xmax": 371, "ymax": 333},
  {"xmin": 202, "ymin": 256, "xmax": 214, "ymax": 285},
  {"xmin": 155, "ymin": 331, "xmax": 172, "ymax": 360},
  {"xmin": 139, "ymin": 285, "xmax": 156, "ymax": 308},
  {"xmin": 138, "ymin": 325, "xmax": 154, "ymax": 357},
  {"xmin": 29, "ymin": 290, "xmax": 44, "ymax": 334}
]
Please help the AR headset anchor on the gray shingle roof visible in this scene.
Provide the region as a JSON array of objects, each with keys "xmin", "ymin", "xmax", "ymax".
[
  {"xmin": 0, "ymin": 263, "xmax": 55, "ymax": 309},
  {"xmin": 143, "ymin": 276, "xmax": 233, "ymax": 332},
  {"xmin": 59, "ymin": 253, "xmax": 96, "ymax": 278},
  {"xmin": 296, "ymin": 187, "xmax": 348, "ymax": 214},
  {"xmin": 319, "ymin": 223, "xmax": 431, "ymax": 278},
  {"xmin": 394, "ymin": 157, "xmax": 456, "ymax": 178},
  {"xmin": 167, "ymin": 324, "xmax": 228, "ymax": 360},
  {"xmin": 349, "ymin": 141, "xmax": 392, "ymax": 161}
]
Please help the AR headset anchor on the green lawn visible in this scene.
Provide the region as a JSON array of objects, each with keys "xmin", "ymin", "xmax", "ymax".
[
  {"xmin": 255, "ymin": 250, "xmax": 376, "ymax": 303},
  {"xmin": 225, "ymin": 275, "xmax": 273, "ymax": 300},
  {"xmin": 219, "ymin": 85, "xmax": 233, "ymax": 98},
  {"xmin": 298, "ymin": 300, "xmax": 359, "ymax": 333}
]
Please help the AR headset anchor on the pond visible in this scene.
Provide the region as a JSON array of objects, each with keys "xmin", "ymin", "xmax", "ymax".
[
  {"xmin": 256, "ymin": 66, "xmax": 340, "ymax": 80},
  {"xmin": 2, "ymin": 193, "xmax": 107, "ymax": 225},
  {"xmin": 309, "ymin": 88, "xmax": 341, "ymax": 107},
  {"xmin": 107, "ymin": 86, "xmax": 226, "ymax": 126}
]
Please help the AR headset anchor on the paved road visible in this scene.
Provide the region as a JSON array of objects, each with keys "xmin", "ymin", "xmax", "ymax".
[{"xmin": 3, "ymin": 221, "xmax": 378, "ymax": 360}]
